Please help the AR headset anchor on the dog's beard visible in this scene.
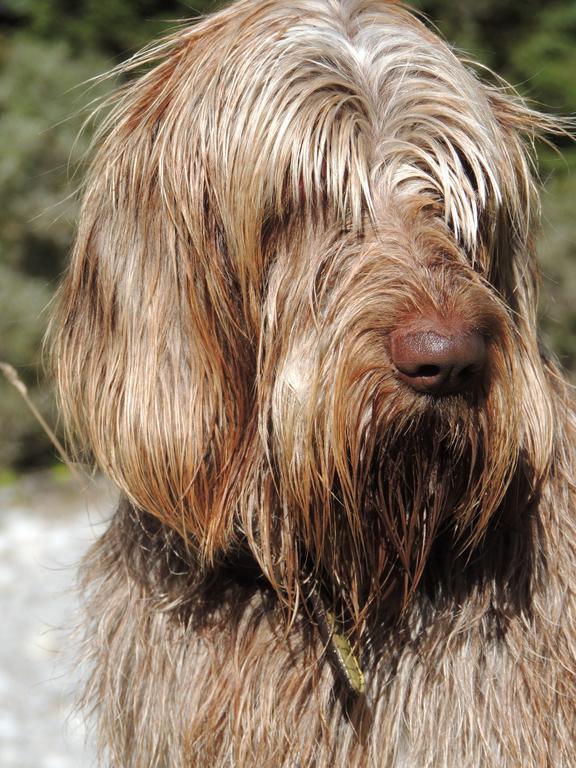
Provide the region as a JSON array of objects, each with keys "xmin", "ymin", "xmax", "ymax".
[
  {"xmin": 262, "ymin": 356, "xmax": 522, "ymax": 630},
  {"xmin": 357, "ymin": 396, "xmax": 516, "ymax": 614}
]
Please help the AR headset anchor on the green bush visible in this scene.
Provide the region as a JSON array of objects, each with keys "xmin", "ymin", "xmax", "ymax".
[
  {"xmin": 0, "ymin": 36, "xmax": 110, "ymax": 468},
  {"xmin": 539, "ymin": 172, "xmax": 576, "ymax": 374}
]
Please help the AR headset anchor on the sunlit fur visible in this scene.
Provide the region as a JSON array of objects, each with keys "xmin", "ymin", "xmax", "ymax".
[{"xmin": 51, "ymin": 1, "xmax": 575, "ymax": 766}]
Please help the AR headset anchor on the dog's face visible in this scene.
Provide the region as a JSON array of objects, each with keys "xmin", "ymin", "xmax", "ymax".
[{"xmin": 52, "ymin": 0, "xmax": 560, "ymax": 620}]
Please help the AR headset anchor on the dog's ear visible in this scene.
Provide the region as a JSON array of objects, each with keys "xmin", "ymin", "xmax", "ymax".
[
  {"xmin": 481, "ymin": 87, "xmax": 567, "ymax": 327},
  {"xmin": 51, "ymin": 24, "xmax": 259, "ymax": 559},
  {"xmin": 481, "ymin": 86, "xmax": 569, "ymax": 480}
]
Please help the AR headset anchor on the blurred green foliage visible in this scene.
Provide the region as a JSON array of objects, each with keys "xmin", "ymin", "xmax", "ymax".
[
  {"xmin": 0, "ymin": 0, "xmax": 574, "ymax": 471},
  {"xmin": 0, "ymin": 35, "xmax": 109, "ymax": 467}
]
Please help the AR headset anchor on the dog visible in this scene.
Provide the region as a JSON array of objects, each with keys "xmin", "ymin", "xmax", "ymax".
[{"xmin": 51, "ymin": 1, "xmax": 575, "ymax": 765}]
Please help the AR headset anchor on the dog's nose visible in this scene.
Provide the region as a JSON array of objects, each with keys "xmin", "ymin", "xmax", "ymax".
[{"xmin": 390, "ymin": 324, "xmax": 487, "ymax": 395}]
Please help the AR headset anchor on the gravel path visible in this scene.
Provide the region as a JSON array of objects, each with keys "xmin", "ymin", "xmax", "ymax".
[{"xmin": 0, "ymin": 471, "xmax": 116, "ymax": 768}]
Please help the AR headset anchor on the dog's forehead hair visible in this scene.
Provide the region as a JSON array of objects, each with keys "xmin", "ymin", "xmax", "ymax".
[
  {"xmin": 176, "ymin": 0, "xmax": 537, "ymax": 257},
  {"xmin": 84, "ymin": 0, "xmax": 555, "ymax": 309}
]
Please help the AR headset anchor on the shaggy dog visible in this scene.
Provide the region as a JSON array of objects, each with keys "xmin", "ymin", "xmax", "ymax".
[{"xmin": 51, "ymin": 1, "xmax": 575, "ymax": 765}]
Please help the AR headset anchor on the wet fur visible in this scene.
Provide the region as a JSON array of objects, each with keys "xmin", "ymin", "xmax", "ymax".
[{"xmin": 51, "ymin": 1, "xmax": 575, "ymax": 765}]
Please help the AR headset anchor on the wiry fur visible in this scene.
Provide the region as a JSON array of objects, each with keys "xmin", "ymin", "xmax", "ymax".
[{"xmin": 51, "ymin": 1, "xmax": 576, "ymax": 766}]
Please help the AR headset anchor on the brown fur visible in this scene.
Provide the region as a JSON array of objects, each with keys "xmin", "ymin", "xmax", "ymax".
[{"xmin": 50, "ymin": 1, "xmax": 575, "ymax": 765}]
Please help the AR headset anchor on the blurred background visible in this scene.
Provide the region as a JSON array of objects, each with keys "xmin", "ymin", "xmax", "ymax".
[{"xmin": 0, "ymin": 1, "xmax": 574, "ymax": 766}]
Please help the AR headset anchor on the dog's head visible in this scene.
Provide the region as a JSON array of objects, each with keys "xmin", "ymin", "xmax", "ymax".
[{"xmin": 52, "ymin": 0, "xmax": 564, "ymax": 621}]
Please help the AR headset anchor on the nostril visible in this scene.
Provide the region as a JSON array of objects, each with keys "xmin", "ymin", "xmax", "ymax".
[
  {"xmin": 458, "ymin": 364, "xmax": 476, "ymax": 381},
  {"xmin": 414, "ymin": 364, "xmax": 441, "ymax": 378}
]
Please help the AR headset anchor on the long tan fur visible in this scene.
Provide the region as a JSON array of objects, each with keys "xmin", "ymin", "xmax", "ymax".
[{"xmin": 50, "ymin": 1, "xmax": 575, "ymax": 766}]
